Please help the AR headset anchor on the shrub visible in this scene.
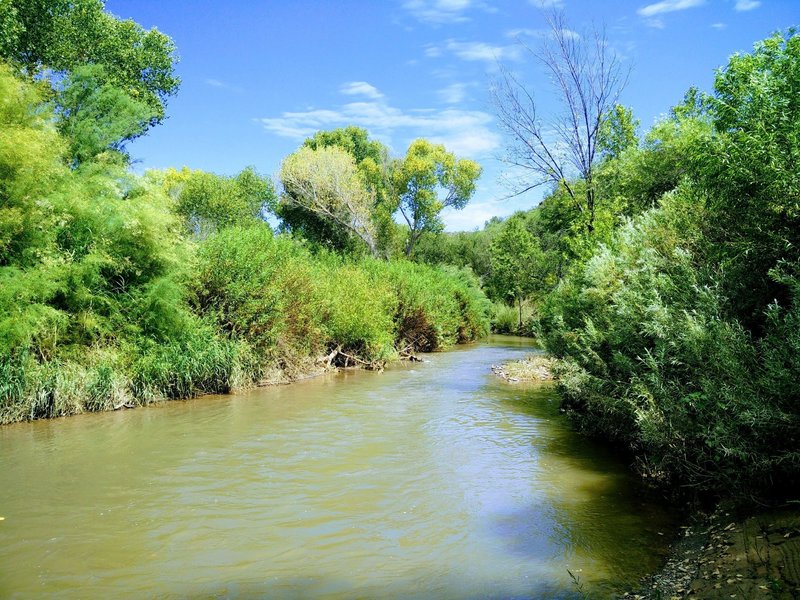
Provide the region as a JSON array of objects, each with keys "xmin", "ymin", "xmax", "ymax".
[{"xmin": 540, "ymin": 188, "xmax": 800, "ymax": 493}]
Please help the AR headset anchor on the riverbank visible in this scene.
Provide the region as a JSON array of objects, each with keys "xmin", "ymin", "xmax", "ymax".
[
  {"xmin": 492, "ymin": 354, "xmax": 800, "ymax": 598},
  {"xmin": 626, "ymin": 507, "xmax": 800, "ymax": 599},
  {"xmin": 0, "ymin": 230, "xmax": 492, "ymax": 427}
]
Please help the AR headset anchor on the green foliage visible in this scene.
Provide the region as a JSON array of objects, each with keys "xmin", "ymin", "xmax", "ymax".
[
  {"xmin": 700, "ymin": 30, "xmax": 800, "ymax": 331},
  {"xmin": 193, "ymin": 224, "xmax": 325, "ymax": 372},
  {"xmin": 56, "ymin": 64, "xmax": 156, "ymax": 165},
  {"xmin": 412, "ymin": 228, "xmax": 496, "ymax": 281},
  {"xmin": 598, "ymin": 104, "xmax": 639, "ymax": 161},
  {"xmin": 0, "ymin": 62, "xmax": 66, "ymax": 266},
  {"xmin": 489, "ymin": 215, "xmax": 544, "ymax": 299},
  {"xmin": 1, "ymin": 0, "xmax": 179, "ymax": 128},
  {"xmin": 279, "ymin": 145, "xmax": 379, "ymax": 256},
  {"xmin": 131, "ymin": 326, "xmax": 241, "ymax": 401},
  {"xmin": 541, "ymin": 185, "xmax": 800, "ymax": 494},
  {"xmin": 160, "ymin": 166, "xmax": 275, "ymax": 236},
  {"xmin": 280, "ymin": 127, "xmax": 398, "ymax": 256},
  {"xmin": 193, "ymin": 225, "xmax": 490, "ymax": 369},
  {"xmin": 393, "ymin": 139, "xmax": 482, "ymax": 256},
  {"xmin": 313, "ymin": 255, "xmax": 397, "ymax": 360}
]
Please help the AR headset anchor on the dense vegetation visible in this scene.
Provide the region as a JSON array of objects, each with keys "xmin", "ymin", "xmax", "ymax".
[
  {"xmin": 2, "ymin": 2, "xmax": 797, "ymax": 503},
  {"xmin": 0, "ymin": 2, "xmax": 490, "ymax": 424},
  {"xmin": 418, "ymin": 31, "xmax": 800, "ymax": 498}
]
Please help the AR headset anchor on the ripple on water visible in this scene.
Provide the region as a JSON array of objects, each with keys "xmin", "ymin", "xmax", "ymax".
[{"xmin": 0, "ymin": 336, "xmax": 677, "ymax": 599}]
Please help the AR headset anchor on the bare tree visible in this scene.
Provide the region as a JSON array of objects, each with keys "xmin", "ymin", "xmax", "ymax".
[{"xmin": 492, "ymin": 11, "xmax": 628, "ymax": 233}]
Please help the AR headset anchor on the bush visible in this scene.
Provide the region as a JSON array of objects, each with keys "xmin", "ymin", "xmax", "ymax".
[
  {"xmin": 491, "ymin": 302, "xmax": 518, "ymax": 334},
  {"xmin": 540, "ymin": 188, "xmax": 800, "ymax": 493}
]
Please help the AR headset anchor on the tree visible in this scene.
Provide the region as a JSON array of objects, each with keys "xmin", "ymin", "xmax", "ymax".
[
  {"xmin": 161, "ymin": 166, "xmax": 276, "ymax": 236},
  {"xmin": 0, "ymin": 0, "xmax": 179, "ymax": 132},
  {"xmin": 279, "ymin": 146, "xmax": 379, "ymax": 256},
  {"xmin": 280, "ymin": 127, "xmax": 400, "ymax": 256},
  {"xmin": 56, "ymin": 64, "xmax": 156, "ymax": 165},
  {"xmin": 700, "ymin": 30, "xmax": 800, "ymax": 332},
  {"xmin": 392, "ymin": 139, "xmax": 481, "ymax": 257},
  {"xmin": 489, "ymin": 215, "xmax": 544, "ymax": 331},
  {"xmin": 492, "ymin": 10, "xmax": 627, "ymax": 233},
  {"xmin": 597, "ymin": 104, "xmax": 639, "ymax": 161}
]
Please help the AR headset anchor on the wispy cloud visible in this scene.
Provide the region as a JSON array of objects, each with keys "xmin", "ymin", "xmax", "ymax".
[
  {"xmin": 204, "ymin": 78, "xmax": 243, "ymax": 93},
  {"xmin": 734, "ymin": 0, "xmax": 760, "ymax": 11},
  {"xmin": 438, "ymin": 82, "xmax": 470, "ymax": 104},
  {"xmin": 339, "ymin": 81, "xmax": 384, "ymax": 100},
  {"xmin": 711, "ymin": 22, "xmax": 727, "ymax": 29},
  {"xmin": 505, "ymin": 27, "xmax": 580, "ymax": 40},
  {"xmin": 257, "ymin": 93, "xmax": 500, "ymax": 158},
  {"xmin": 637, "ymin": 0, "xmax": 704, "ymax": 18},
  {"xmin": 403, "ymin": 0, "xmax": 473, "ymax": 24},
  {"xmin": 427, "ymin": 39, "xmax": 523, "ymax": 63},
  {"xmin": 528, "ymin": 0, "xmax": 565, "ymax": 8}
]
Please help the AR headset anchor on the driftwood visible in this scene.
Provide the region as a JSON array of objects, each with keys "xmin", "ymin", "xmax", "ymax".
[
  {"xmin": 397, "ymin": 341, "xmax": 422, "ymax": 362},
  {"xmin": 317, "ymin": 345, "xmax": 341, "ymax": 368},
  {"xmin": 316, "ymin": 345, "xmax": 385, "ymax": 371}
]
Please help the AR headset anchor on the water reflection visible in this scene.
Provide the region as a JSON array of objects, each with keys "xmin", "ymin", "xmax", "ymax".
[{"xmin": 0, "ymin": 336, "xmax": 675, "ymax": 599}]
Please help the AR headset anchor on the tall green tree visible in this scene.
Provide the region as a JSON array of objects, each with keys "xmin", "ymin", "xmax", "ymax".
[
  {"xmin": 393, "ymin": 139, "xmax": 481, "ymax": 257},
  {"xmin": 56, "ymin": 64, "xmax": 155, "ymax": 165},
  {"xmin": 701, "ymin": 30, "xmax": 800, "ymax": 331},
  {"xmin": 489, "ymin": 215, "xmax": 545, "ymax": 330},
  {"xmin": 597, "ymin": 104, "xmax": 639, "ymax": 161},
  {"xmin": 0, "ymin": 0, "xmax": 179, "ymax": 131}
]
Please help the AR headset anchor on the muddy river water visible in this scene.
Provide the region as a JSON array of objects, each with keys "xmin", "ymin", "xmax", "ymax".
[{"xmin": 0, "ymin": 336, "xmax": 677, "ymax": 598}]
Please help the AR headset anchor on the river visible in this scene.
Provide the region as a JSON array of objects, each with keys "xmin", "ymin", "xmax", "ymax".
[{"xmin": 0, "ymin": 336, "xmax": 676, "ymax": 598}]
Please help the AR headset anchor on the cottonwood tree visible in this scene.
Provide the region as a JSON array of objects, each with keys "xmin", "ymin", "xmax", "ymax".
[
  {"xmin": 279, "ymin": 146, "xmax": 379, "ymax": 256},
  {"xmin": 282, "ymin": 127, "xmax": 400, "ymax": 257},
  {"xmin": 493, "ymin": 11, "xmax": 627, "ymax": 233},
  {"xmin": 393, "ymin": 139, "xmax": 482, "ymax": 257}
]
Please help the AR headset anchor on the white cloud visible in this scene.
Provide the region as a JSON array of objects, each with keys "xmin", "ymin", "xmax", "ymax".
[
  {"xmin": 257, "ymin": 96, "xmax": 500, "ymax": 159},
  {"xmin": 645, "ymin": 17, "xmax": 665, "ymax": 28},
  {"xmin": 438, "ymin": 82, "xmax": 468, "ymax": 104},
  {"xmin": 339, "ymin": 81, "xmax": 383, "ymax": 99},
  {"xmin": 734, "ymin": 0, "xmax": 760, "ymax": 10},
  {"xmin": 711, "ymin": 22, "xmax": 727, "ymax": 29},
  {"xmin": 505, "ymin": 28, "xmax": 538, "ymax": 38},
  {"xmin": 505, "ymin": 27, "xmax": 579, "ymax": 40},
  {"xmin": 637, "ymin": 0, "xmax": 704, "ymax": 18},
  {"xmin": 443, "ymin": 39, "xmax": 523, "ymax": 63},
  {"xmin": 425, "ymin": 44, "xmax": 443, "ymax": 57},
  {"xmin": 528, "ymin": 0, "xmax": 565, "ymax": 8},
  {"xmin": 403, "ymin": 0, "xmax": 473, "ymax": 24}
]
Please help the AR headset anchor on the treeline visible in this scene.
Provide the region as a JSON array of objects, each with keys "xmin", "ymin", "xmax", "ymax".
[
  {"xmin": 420, "ymin": 32, "xmax": 800, "ymax": 497},
  {"xmin": 0, "ymin": 2, "xmax": 490, "ymax": 424}
]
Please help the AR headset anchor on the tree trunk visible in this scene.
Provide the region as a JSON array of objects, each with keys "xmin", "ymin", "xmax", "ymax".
[
  {"xmin": 405, "ymin": 229, "xmax": 419, "ymax": 257},
  {"xmin": 518, "ymin": 295, "xmax": 523, "ymax": 333}
]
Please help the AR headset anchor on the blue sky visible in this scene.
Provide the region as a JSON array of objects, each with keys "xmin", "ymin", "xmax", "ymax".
[{"xmin": 106, "ymin": 0, "xmax": 798, "ymax": 231}]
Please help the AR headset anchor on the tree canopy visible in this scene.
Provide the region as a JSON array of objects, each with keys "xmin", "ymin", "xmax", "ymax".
[
  {"xmin": 0, "ymin": 0, "xmax": 179, "ymax": 140},
  {"xmin": 393, "ymin": 139, "xmax": 481, "ymax": 256}
]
